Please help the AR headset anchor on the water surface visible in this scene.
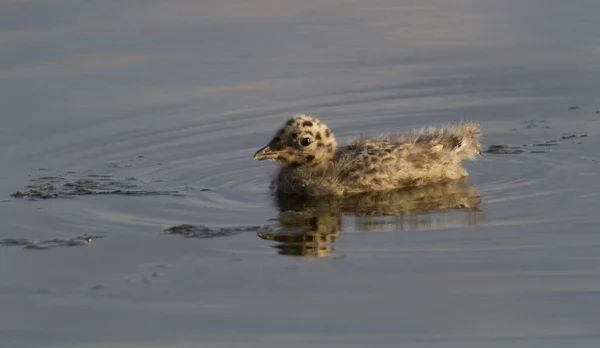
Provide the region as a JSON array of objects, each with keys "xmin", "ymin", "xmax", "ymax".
[{"xmin": 2, "ymin": 1, "xmax": 600, "ymax": 347}]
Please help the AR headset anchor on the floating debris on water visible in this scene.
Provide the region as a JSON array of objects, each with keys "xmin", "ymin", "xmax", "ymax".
[
  {"xmin": 485, "ymin": 144, "xmax": 526, "ymax": 154},
  {"xmin": 0, "ymin": 238, "xmax": 31, "ymax": 246},
  {"xmin": 165, "ymin": 224, "xmax": 271, "ymax": 239},
  {"xmin": 568, "ymin": 106, "xmax": 582, "ymax": 110},
  {"xmin": 90, "ymin": 284, "xmax": 105, "ymax": 291},
  {"xmin": 521, "ymin": 119, "xmax": 552, "ymax": 129},
  {"xmin": 0, "ymin": 234, "xmax": 106, "ymax": 250},
  {"xmin": 527, "ymin": 143, "xmax": 559, "ymax": 147},
  {"xmin": 560, "ymin": 133, "xmax": 587, "ymax": 140},
  {"xmin": 487, "ymin": 127, "xmax": 588, "ymax": 155},
  {"xmin": 10, "ymin": 173, "xmax": 182, "ymax": 200}
]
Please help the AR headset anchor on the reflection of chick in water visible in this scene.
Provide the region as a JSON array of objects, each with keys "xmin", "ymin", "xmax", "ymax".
[
  {"xmin": 258, "ymin": 211, "xmax": 341, "ymax": 257},
  {"xmin": 257, "ymin": 180, "xmax": 483, "ymax": 257}
]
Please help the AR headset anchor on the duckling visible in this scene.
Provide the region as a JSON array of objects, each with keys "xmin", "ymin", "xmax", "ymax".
[{"xmin": 253, "ymin": 114, "xmax": 482, "ymax": 196}]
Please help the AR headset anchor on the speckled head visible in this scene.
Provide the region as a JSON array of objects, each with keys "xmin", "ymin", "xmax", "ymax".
[{"xmin": 253, "ymin": 114, "xmax": 337, "ymax": 167}]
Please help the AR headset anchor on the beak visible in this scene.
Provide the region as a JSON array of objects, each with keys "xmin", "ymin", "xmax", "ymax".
[{"xmin": 253, "ymin": 146, "xmax": 279, "ymax": 161}]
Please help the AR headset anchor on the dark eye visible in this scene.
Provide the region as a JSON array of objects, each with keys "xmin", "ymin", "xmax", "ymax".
[{"xmin": 300, "ymin": 137, "xmax": 311, "ymax": 147}]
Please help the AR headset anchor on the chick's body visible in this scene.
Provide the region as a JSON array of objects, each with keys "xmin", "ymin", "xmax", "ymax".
[{"xmin": 254, "ymin": 114, "xmax": 482, "ymax": 196}]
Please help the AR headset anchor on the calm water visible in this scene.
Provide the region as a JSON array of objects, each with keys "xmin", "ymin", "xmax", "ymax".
[{"xmin": 2, "ymin": 1, "xmax": 600, "ymax": 347}]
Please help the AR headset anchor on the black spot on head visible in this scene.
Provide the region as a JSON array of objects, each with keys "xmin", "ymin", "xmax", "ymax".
[
  {"xmin": 306, "ymin": 155, "xmax": 315, "ymax": 162},
  {"xmin": 302, "ymin": 121, "xmax": 313, "ymax": 127},
  {"xmin": 327, "ymin": 147, "xmax": 333, "ymax": 153},
  {"xmin": 277, "ymin": 129, "xmax": 284, "ymax": 136},
  {"xmin": 286, "ymin": 119, "xmax": 294, "ymax": 126},
  {"xmin": 291, "ymin": 132, "xmax": 298, "ymax": 139},
  {"xmin": 290, "ymin": 162, "xmax": 302, "ymax": 167},
  {"xmin": 317, "ymin": 142, "xmax": 325, "ymax": 147},
  {"xmin": 325, "ymin": 129, "xmax": 331, "ymax": 138},
  {"xmin": 272, "ymin": 136, "xmax": 281, "ymax": 143},
  {"xmin": 316, "ymin": 132, "xmax": 322, "ymax": 140},
  {"xmin": 327, "ymin": 143, "xmax": 333, "ymax": 149}
]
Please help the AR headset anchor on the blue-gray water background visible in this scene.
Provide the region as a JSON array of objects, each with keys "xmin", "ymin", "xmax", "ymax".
[{"xmin": 1, "ymin": 1, "xmax": 600, "ymax": 347}]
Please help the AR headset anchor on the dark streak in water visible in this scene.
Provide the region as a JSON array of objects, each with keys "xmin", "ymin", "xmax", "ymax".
[
  {"xmin": 165, "ymin": 224, "xmax": 271, "ymax": 239},
  {"xmin": 487, "ymin": 118, "xmax": 588, "ymax": 154},
  {"xmin": 0, "ymin": 235, "xmax": 106, "ymax": 250},
  {"xmin": 485, "ymin": 144, "xmax": 526, "ymax": 154},
  {"xmin": 10, "ymin": 174, "xmax": 183, "ymax": 200},
  {"xmin": 560, "ymin": 133, "xmax": 588, "ymax": 140}
]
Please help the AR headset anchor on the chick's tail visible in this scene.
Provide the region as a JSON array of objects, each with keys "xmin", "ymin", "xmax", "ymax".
[{"xmin": 445, "ymin": 121, "xmax": 482, "ymax": 160}]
